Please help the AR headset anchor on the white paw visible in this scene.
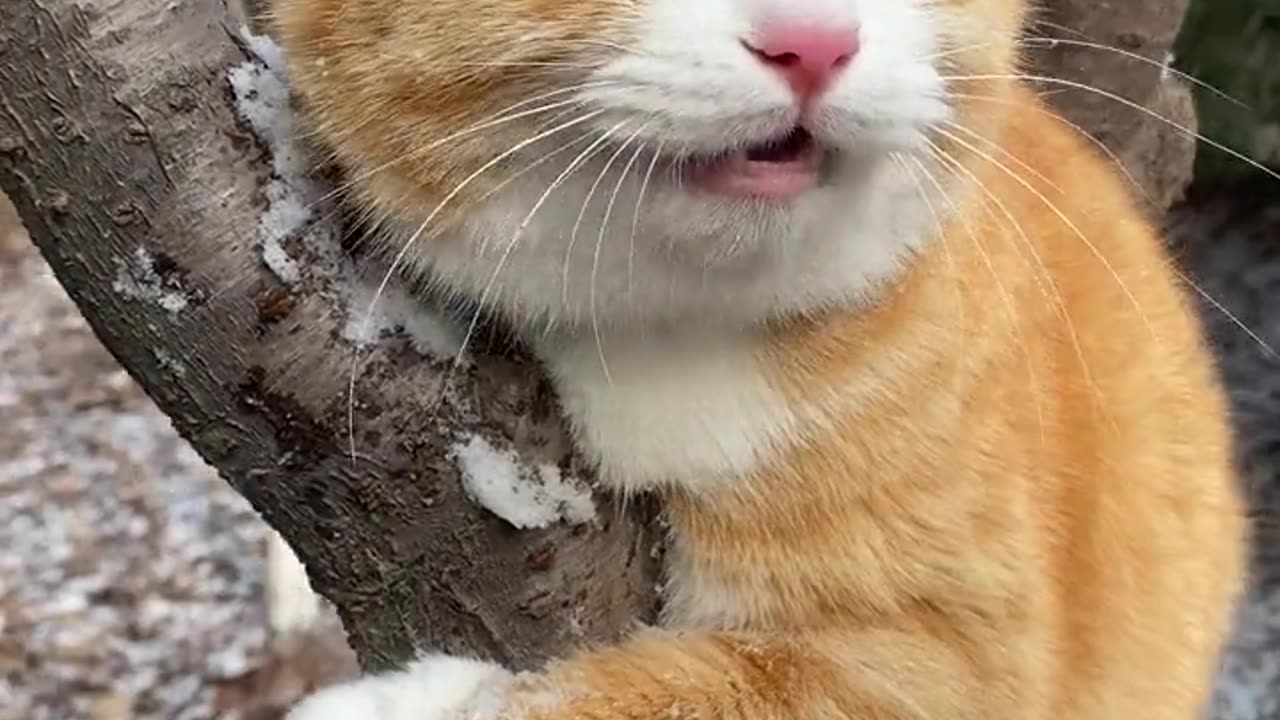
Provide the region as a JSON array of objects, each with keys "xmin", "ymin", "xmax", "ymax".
[{"xmin": 286, "ymin": 654, "xmax": 511, "ymax": 720}]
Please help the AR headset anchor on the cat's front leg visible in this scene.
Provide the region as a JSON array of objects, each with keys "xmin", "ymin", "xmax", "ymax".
[
  {"xmin": 286, "ymin": 654, "xmax": 512, "ymax": 720},
  {"xmin": 288, "ymin": 624, "xmax": 1012, "ymax": 720}
]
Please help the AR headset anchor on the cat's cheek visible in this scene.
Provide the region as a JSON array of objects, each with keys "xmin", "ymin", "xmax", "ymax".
[{"xmin": 285, "ymin": 655, "xmax": 512, "ymax": 720}]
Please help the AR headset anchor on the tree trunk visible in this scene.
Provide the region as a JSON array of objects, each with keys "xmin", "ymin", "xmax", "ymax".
[
  {"xmin": 0, "ymin": 0, "xmax": 1193, "ymax": 675},
  {"xmin": 1026, "ymin": 0, "xmax": 1199, "ymax": 210}
]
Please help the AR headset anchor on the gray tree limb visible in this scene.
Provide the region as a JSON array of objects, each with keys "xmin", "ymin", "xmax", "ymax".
[{"xmin": 1027, "ymin": 0, "xmax": 1199, "ymax": 210}]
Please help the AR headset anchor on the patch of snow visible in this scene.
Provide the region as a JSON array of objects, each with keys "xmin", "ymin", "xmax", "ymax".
[
  {"xmin": 228, "ymin": 24, "xmax": 461, "ymax": 359},
  {"xmin": 243, "ymin": 29, "xmax": 287, "ymax": 75},
  {"xmin": 452, "ymin": 435, "xmax": 595, "ymax": 530},
  {"xmin": 154, "ymin": 348, "xmax": 188, "ymax": 377},
  {"xmin": 262, "ymin": 234, "xmax": 302, "ymax": 284},
  {"xmin": 342, "ymin": 276, "xmax": 465, "ymax": 359},
  {"xmin": 228, "ymin": 26, "xmax": 338, "ymax": 284},
  {"xmin": 112, "ymin": 246, "xmax": 190, "ymax": 313}
]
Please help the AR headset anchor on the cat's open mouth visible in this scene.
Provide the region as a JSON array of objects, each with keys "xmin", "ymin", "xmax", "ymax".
[{"xmin": 683, "ymin": 126, "xmax": 825, "ymax": 201}]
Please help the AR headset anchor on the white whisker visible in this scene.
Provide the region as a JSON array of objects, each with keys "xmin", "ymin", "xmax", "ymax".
[
  {"xmin": 453, "ymin": 121, "xmax": 633, "ymax": 371},
  {"xmin": 475, "ymin": 132, "xmax": 597, "ymax": 254},
  {"xmin": 944, "ymin": 122, "xmax": 1062, "ymax": 194},
  {"xmin": 1017, "ymin": 35, "xmax": 1247, "ymax": 109},
  {"xmin": 949, "ymin": 91, "xmax": 1153, "ymax": 204},
  {"xmin": 629, "ymin": 139, "xmax": 665, "ymax": 308},
  {"xmin": 562, "ymin": 123, "xmax": 643, "ymax": 310},
  {"xmin": 908, "ymin": 147, "xmax": 1047, "ymax": 441},
  {"xmin": 1172, "ymin": 267, "xmax": 1279, "ymax": 360},
  {"xmin": 313, "ymin": 82, "xmax": 624, "ymax": 219},
  {"xmin": 592, "ymin": 125, "xmax": 654, "ymax": 385},
  {"xmin": 922, "ymin": 137, "xmax": 1106, "ymax": 423},
  {"xmin": 941, "ymin": 73, "xmax": 1280, "ymax": 182},
  {"xmin": 933, "ymin": 124, "xmax": 1160, "ymax": 347},
  {"xmin": 346, "ymin": 109, "xmax": 607, "ymax": 461}
]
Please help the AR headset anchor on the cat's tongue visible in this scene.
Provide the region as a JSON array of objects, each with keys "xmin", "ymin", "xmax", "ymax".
[{"xmin": 686, "ymin": 128, "xmax": 822, "ymax": 201}]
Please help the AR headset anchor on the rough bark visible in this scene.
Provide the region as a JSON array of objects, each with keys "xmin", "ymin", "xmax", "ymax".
[
  {"xmin": 0, "ymin": 0, "xmax": 659, "ymax": 672},
  {"xmin": 1027, "ymin": 0, "xmax": 1199, "ymax": 210},
  {"xmin": 0, "ymin": 0, "xmax": 1192, "ymax": 673}
]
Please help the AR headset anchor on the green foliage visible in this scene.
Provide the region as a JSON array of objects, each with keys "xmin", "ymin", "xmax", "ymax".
[{"xmin": 1175, "ymin": 0, "xmax": 1280, "ymax": 179}]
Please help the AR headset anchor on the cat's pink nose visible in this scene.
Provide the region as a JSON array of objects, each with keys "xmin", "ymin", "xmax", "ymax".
[{"xmin": 743, "ymin": 24, "xmax": 861, "ymax": 105}]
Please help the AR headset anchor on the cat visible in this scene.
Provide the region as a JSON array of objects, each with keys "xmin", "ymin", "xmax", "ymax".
[{"xmin": 271, "ymin": 0, "xmax": 1247, "ymax": 717}]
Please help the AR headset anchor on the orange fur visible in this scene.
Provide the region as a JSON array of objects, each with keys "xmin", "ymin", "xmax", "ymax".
[
  {"xmin": 273, "ymin": 0, "xmax": 1247, "ymax": 717},
  {"xmin": 272, "ymin": 0, "xmax": 637, "ymax": 229},
  {"xmin": 492, "ymin": 113, "xmax": 1246, "ymax": 718}
]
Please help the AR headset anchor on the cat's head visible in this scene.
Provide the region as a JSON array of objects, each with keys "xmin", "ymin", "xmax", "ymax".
[{"xmin": 274, "ymin": 0, "xmax": 1026, "ymax": 331}]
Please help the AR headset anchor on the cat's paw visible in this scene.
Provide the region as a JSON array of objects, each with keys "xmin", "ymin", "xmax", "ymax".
[{"xmin": 286, "ymin": 654, "xmax": 511, "ymax": 720}]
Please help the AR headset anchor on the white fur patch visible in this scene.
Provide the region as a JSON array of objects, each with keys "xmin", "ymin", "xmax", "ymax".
[
  {"xmin": 583, "ymin": 0, "xmax": 948, "ymax": 155},
  {"xmin": 537, "ymin": 329, "xmax": 803, "ymax": 492},
  {"xmin": 661, "ymin": 548, "xmax": 758, "ymax": 629},
  {"xmin": 286, "ymin": 655, "xmax": 511, "ymax": 720}
]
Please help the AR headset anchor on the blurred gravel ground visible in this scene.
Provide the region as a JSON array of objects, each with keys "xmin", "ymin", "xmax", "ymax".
[
  {"xmin": 0, "ymin": 181, "xmax": 1278, "ymax": 719},
  {"xmin": 0, "ymin": 195, "xmax": 354, "ymax": 720}
]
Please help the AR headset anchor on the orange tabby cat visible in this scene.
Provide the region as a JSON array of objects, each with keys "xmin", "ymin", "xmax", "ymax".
[{"xmin": 272, "ymin": 0, "xmax": 1246, "ymax": 717}]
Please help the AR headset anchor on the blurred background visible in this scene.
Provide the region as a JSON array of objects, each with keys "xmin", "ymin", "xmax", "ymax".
[{"xmin": 1, "ymin": 0, "xmax": 1278, "ymax": 718}]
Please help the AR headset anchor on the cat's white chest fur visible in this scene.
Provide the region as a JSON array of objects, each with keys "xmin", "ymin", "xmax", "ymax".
[{"xmin": 535, "ymin": 329, "xmax": 803, "ymax": 493}]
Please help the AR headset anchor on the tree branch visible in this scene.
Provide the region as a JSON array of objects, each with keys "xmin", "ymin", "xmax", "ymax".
[
  {"xmin": 0, "ymin": 0, "xmax": 660, "ymax": 671},
  {"xmin": 1026, "ymin": 0, "xmax": 1199, "ymax": 209}
]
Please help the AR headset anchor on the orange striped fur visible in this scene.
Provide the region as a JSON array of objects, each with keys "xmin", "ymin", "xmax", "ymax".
[{"xmin": 273, "ymin": 0, "xmax": 1247, "ymax": 718}]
